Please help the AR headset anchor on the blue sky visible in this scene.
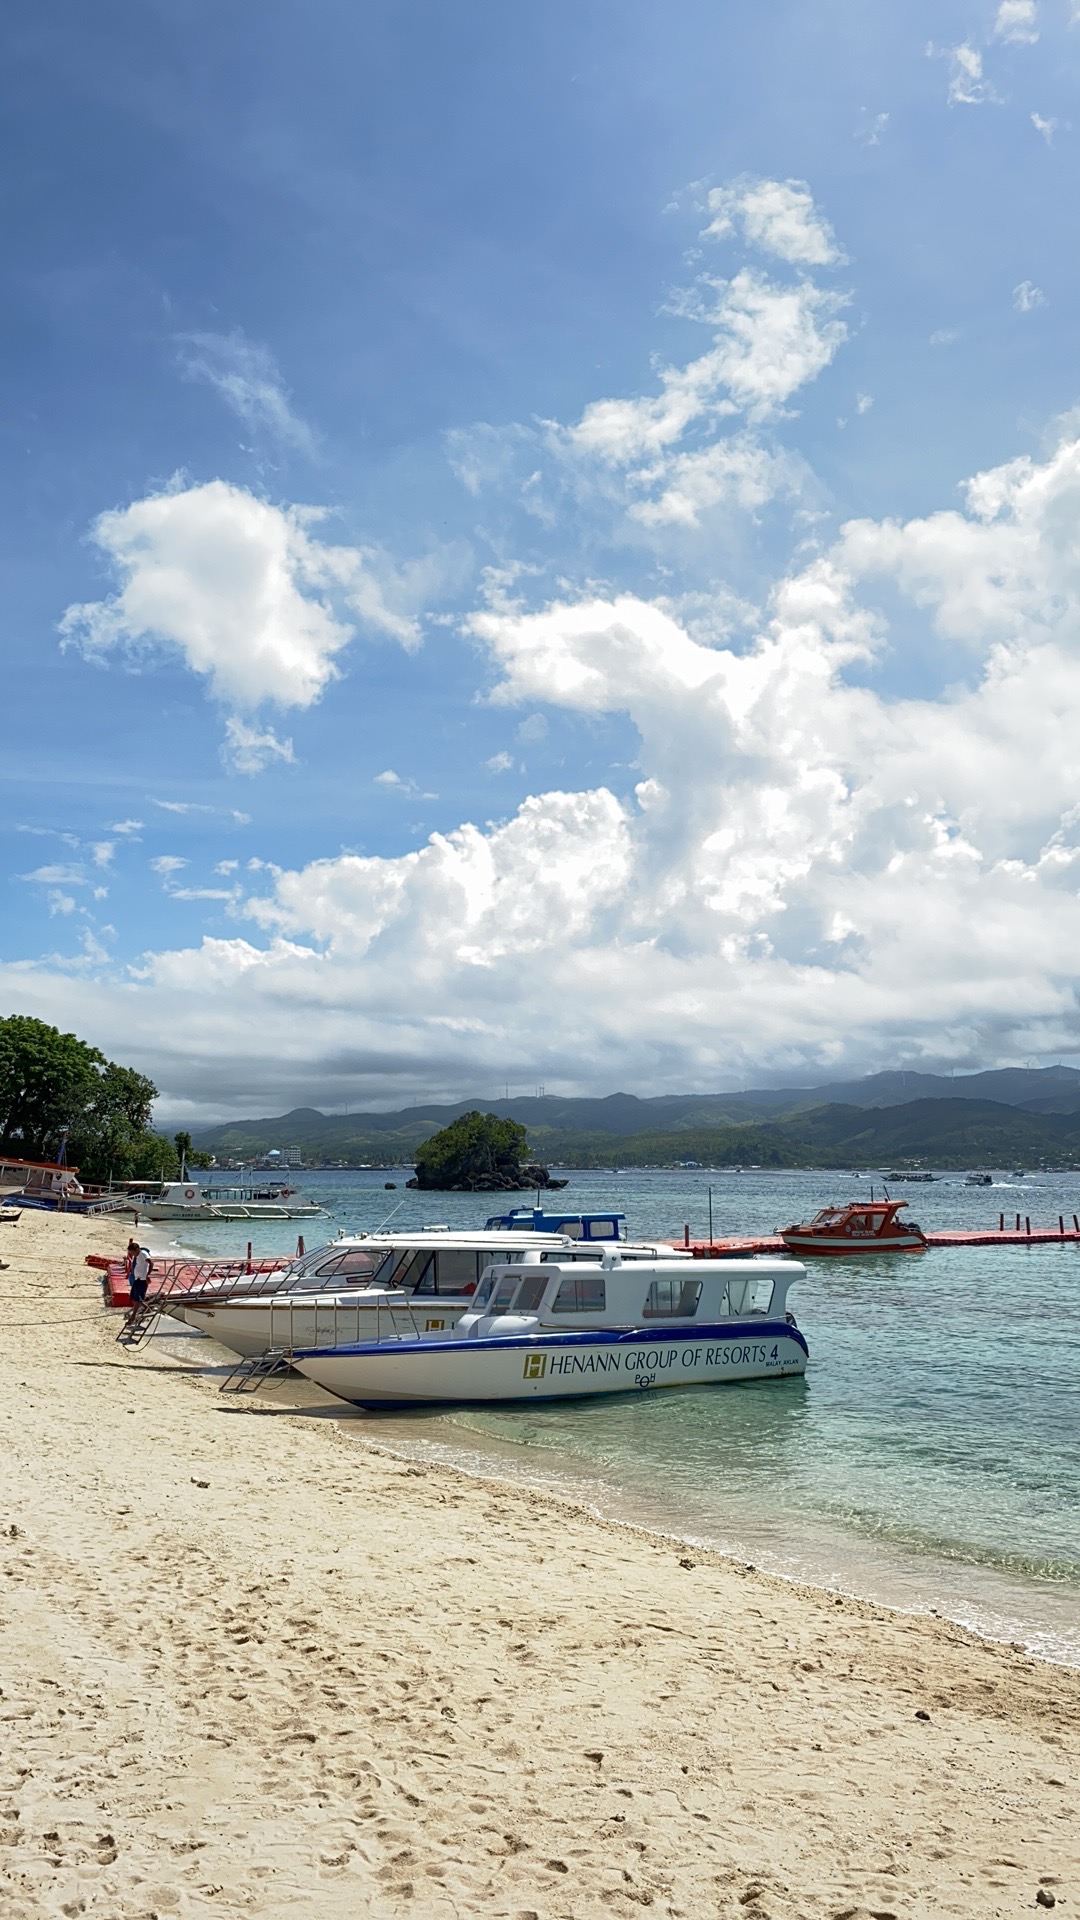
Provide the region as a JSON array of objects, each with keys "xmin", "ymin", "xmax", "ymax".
[{"xmin": 4, "ymin": 0, "xmax": 1080, "ymax": 1119}]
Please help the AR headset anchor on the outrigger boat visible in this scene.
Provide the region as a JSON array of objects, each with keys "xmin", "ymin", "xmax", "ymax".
[
  {"xmin": 287, "ymin": 1249, "xmax": 808, "ymax": 1408},
  {"xmin": 780, "ymin": 1198, "xmax": 927, "ymax": 1255},
  {"xmin": 122, "ymin": 1177, "xmax": 324, "ymax": 1222}
]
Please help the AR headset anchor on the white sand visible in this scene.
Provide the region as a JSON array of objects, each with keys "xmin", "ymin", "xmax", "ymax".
[{"xmin": 0, "ymin": 1209, "xmax": 1077, "ymax": 1919}]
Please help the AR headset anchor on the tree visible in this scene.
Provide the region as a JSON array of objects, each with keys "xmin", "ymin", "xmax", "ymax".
[
  {"xmin": 66, "ymin": 1061, "xmax": 159, "ymax": 1182},
  {"xmin": 0, "ymin": 1016, "xmax": 105, "ymax": 1161},
  {"xmin": 409, "ymin": 1110, "xmax": 539, "ymax": 1191},
  {"xmin": 0, "ymin": 1013, "xmax": 165, "ymax": 1182}
]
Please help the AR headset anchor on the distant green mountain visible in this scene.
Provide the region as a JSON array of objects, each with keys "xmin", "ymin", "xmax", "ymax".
[
  {"xmin": 193, "ymin": 1081, "xmax": 1080, "ymax": 1172},
  {"xmin": 516, "ymin": 1099, "xmax": 1080, "ymax": 1171}
]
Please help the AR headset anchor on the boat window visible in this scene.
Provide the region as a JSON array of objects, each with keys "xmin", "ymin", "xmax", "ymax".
[
  {"xmin": 642, "ymin": 1277, "xmax": 703, "ymax": 1319},
  {"xmin": 513, "ymin": 1272, "xmax": 549, "ymax": 1315},
  {"xmin": 472, "ymin": 1273, "xmax": 497, "ymax": 1310},
  {"xmin": 391, "ymin": 1250, "xmax": 437, "ymax": 1294},
  {"xmin": 582, "ymin": 1217, "xmax": 619, "ymax": 1241},
  {"xmin": 432, "ymin": 1248, "xmax": 480, "ymax": 1294},
  {"xmin": 550, "ymin": 1272, "xmax": 606, "ymax": 1314},
  {"xmin": 314, "ymin": 1249, "xmax": 380, "ymax": 1280},
  {"xmin": 723, "ymin": 1274, "xmax": 775, "ymax": 1316},
  {"xmin": 489, "ymin": 1274, "xmax": 520, "ymax": 1315}
]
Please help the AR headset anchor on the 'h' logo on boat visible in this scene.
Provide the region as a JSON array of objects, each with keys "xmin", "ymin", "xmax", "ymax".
[{"xmin": 523, "ymin": 1354, "xmax": 547, "ymax": 1379}]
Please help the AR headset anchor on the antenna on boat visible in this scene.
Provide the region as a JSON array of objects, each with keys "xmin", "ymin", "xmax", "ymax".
[{"xmin": 372, "ymin": 1197, "xmax": 405, "ymax": 1234}]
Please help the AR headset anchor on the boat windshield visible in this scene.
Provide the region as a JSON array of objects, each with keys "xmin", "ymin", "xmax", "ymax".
[
  {"xmin": 723, "ymin": 1273, "xmax": 776, "ymax": 1315},
  {"xmin": 309, "ymin": 1248, "xmax": 385, "ymax": 1283}
]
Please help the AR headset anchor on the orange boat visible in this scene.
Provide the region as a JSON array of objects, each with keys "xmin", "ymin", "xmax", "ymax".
[{"xmin": 780, "ymin": 1198, "xmax": 928, "ymax": 1255}]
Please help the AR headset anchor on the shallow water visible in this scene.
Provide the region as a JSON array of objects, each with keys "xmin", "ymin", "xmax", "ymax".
[{"xmin": 165, "ymin": 1165, "xmax": 1080, "ymax": 1662}]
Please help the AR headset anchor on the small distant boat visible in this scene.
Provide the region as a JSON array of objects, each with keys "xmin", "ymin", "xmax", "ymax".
[
  {"xmin": 124, "ymin": 1178, "xmax": 324, "ymax": 1222},
  {"xmin": 882, "ymin": 1169, "xmax": 935, "ymax": 1183},
  {"xmin": 964, "ymin": 1172, "xmax": 993, "ymax": 1186},
  {"xmin": 288, "ymin": 1251, "xmax": 808, "ymax": 1408},
  {"xmin": 779, "ymin": 1199, "xmax": 927, "ymax": 1255},
  {"xmin": 483, "ymin": 1207, "xmax": 625, "ymax": 1241}
]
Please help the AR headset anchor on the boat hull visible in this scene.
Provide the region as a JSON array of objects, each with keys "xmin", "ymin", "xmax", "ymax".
[
  {"xmin": 182, "ymin": 1296, "xmax": 470, "ymax": 1357},
  {"xmin": 139, "ymin": 1202, "xmax": 323, "ymax": 1221},
  {"xmin": 292, "ymin": 1318, "xmax": 808, "ymax": 1408},
  {"xmin": 780, "ymin": 1232, "xmax": 926, "ymax": 1255}
]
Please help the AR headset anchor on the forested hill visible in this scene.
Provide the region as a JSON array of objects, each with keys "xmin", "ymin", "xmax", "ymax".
[
  {"xmin": 193, "ymin": 1062, "xmax": 1080, "ymax": 1161},
  {"xmin": 193, "ymin": 1074, "xmax": 1080, "ymax": 1171}
]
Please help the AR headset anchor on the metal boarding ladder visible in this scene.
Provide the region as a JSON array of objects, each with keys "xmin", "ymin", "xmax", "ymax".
[
  {"xmin": 214, "ymin": 1287, "xmax": 428, "ymax": 1395},
  {"xmin": 219, "ymin": 1347, "xmax": 293, "ymax": 1393},
  {"xmin": 116, "ymin": 1252, "xmax": 294, "ymax": 1348},
  {"xmin": 115, "ymin": 1296, "xmax": 162, "ymax": 1348}
]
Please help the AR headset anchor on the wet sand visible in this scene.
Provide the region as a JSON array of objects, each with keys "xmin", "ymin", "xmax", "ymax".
[{"xmin": 0, "ymin": 1209, "xmax": 1077, "ymax": 1919}]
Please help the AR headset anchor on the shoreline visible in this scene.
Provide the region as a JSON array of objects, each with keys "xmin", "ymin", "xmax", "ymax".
[
  {"xmin": 319, "ymin": 1409, "xmax": 1080, "ymax": 1672},
  {"xmin": 149, "ymin": 1297, "xmax": 1080, "ymax": 1671},
  {"xmin": 1, "ymin": 1209, "xmax": 1077, "ymax": 1918}
]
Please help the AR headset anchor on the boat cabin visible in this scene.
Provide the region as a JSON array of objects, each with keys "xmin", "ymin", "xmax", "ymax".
[
  {"xmin": 483, "ymin": 1207, "xmax": 626, "ymax": 1241},
  {"xmin": 780, "ymin": 1198, "xmax": 927, "ymax": 1253},
  {"xmin": 0, "ymin": 1157, "xmax": 83, "ymax": 1200},
  {"xmin": 458, "ymin": 1252, "xmax": 799, "ymax": 1335},
  {"xmin": 273, "ymin": 1228, "xmax": 682, "ymax": 1298}
]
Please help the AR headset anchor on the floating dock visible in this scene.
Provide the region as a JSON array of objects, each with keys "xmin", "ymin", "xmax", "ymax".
[{"xmin": 682, "ymin": 1216, "xmax": 1080, "ymax": 1256}]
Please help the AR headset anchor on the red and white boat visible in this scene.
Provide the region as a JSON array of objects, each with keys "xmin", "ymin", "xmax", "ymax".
[{"xmin": 780, "ymin": 1198, "xmax": 928, "ymax": 1255}]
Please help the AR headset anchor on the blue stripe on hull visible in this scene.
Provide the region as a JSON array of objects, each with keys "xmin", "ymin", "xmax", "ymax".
[{"xmin": 294, "ymin": 1316, "xmax": 808, "ymax": 1363}]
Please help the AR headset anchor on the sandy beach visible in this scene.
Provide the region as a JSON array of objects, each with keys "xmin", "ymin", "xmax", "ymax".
[{"xmin": 0, "ymin": 1210, "xmax": 1076, "ymax": 1920}]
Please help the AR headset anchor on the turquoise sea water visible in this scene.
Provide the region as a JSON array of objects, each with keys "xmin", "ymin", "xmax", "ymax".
[{"xmin": 161, "ymin": 1167, "xmax": 1080, "ymax": 1663}]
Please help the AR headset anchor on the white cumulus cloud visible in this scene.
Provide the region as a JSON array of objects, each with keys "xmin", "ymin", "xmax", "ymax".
[
  {"xmin": 59, "ymin": 481, "xmax": 431, "ymax": 771},
  {"xmin": 702, "ymin": 177, "xmax": 843, "ymax": 266},
  {"xmin": 934, "ymin": 42, "xmax": 1000, "ymax": 106},
  {"xmin": 567, "ymin": 273, "xmax": 847, "ymax": 464},
  {"xmin": 15, "ymin": 423, "xmax": 1080, "ymax": 1109},
  {"xmin": 993, "ymin": 1, "xmax": 1038, "ymax": 43}
]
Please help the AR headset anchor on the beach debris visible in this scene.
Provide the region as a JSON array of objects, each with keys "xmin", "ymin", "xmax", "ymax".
[
  {"xmin": 190, "ymin": 1478, "xmax": 210, "ymax": 1488},
  {"xmin": 915, "ymin": 1709, "xmax": 931, "ymax": 1721},
  {"xmin": 584, "ymin": 1749, "xmax": 604, "ymax": 1763},
  {"xmin": 678, "ymin": 1557, "xmax": 696, "ymax": 1569},
  {"xmin": 1036, "ymin": 1892, "xmax": 1056, "ymax": 1909}
]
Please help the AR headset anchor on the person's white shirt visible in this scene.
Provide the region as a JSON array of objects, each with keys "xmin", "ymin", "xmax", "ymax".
[{"xmin": 132, "ymin": 1249, "xmax": 151, "ymax": 1289}]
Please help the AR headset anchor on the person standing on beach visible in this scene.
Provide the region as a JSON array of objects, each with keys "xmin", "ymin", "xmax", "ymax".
[{"xmin": 129, "ymin": 1244, "xmax": 151, "ymax": 1306}]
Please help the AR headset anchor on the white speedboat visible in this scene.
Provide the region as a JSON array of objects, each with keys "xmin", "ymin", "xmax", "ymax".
[
  {"xmin": 289, "ymin": 1250, "xmax": 808, "ymax": 1407},
  {"xmin": 176, "ymin": 1228, "xmax": 691, "ymax": 1356}
]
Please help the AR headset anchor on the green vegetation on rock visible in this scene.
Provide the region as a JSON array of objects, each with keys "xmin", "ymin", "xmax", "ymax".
[{"xmin": 407, "ymin": 1109, "xmax": 554, "ymax": 1190}]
